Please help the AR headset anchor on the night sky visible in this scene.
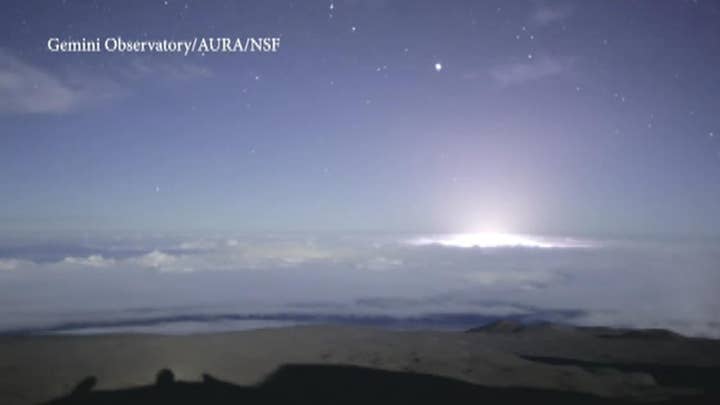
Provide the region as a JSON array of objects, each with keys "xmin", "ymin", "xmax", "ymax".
[{"xmin": 2, "ymin": 0, "xmax": 720, "ymax": 236}]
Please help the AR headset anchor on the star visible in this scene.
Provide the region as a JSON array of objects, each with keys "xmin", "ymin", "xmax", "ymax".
[{"xmin": 434, "ymin": 62, "xmax": 443, "ymax": 72}]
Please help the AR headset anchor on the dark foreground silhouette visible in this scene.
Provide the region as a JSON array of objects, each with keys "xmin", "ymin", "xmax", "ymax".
[{"xmin": 41, "ymin": 364, "xmax": 716, "ymax": 405}]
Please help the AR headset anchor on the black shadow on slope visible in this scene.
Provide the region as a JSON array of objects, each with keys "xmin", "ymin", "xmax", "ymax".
[
  {"xmin": 523, "ymin": 356, "xmax": 720, "ymax": 403},
  {"xmin": 40, "ymin": 364, "xmax": 715, "ymax": 405}
]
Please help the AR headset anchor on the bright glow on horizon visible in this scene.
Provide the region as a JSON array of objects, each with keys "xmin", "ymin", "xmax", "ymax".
[{"xmin": 410, "ymin": 232, "xmax": 591, "ymax": 249}]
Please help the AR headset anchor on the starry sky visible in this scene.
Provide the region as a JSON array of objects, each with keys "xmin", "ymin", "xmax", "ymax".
[{"xmin": 1, "ymin": 0, "xmax": 720, "ymax": 237}]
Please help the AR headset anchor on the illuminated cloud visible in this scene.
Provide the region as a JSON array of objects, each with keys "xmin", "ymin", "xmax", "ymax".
[
  {"xmin": 409, "ymin": 232, "xmax": 592, "ymax": 249},
  {"xmin": 62, "ymin": 255, "xmax": 115, "ymax": 268},
  {"xmin": 490, "ymin": 56, "xmax": 570, "ymax": 87},
  {"xmin": 0, "ymin": 258, "xmax": 29, "ymax": 271},
  {"xmin": 0, "ymin": 49, "xmax": 210, "ymax": 115},
  {"xmin": 122, "ymin": 58, "xmax": 213, "ymax": 81},
  {"xmin": 464, "ymin": 269, "xmax": 558, "ymax": 288},
  {"xmin": 531, "ymin": 4, "xmax": 573, "ymax": 26},
  {"xmin": 0, "ymin": 234, "xmax": 717, "ymax": 337},
  {"xmin": 0, "ymin": 49, "xmax": 85, "ymax": 114},
  {"xmin": 134, "ymin": 250, "xmax": 185, "ymax": 272},
  {"xmin": 356, "ymin": 256, "xmax": 404, "ymax": 271}
]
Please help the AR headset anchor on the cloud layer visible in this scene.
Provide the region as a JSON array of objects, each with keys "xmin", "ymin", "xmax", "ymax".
[{"xmin": 0, "ymin": 233, "xmax": 718, "ymax": 337}]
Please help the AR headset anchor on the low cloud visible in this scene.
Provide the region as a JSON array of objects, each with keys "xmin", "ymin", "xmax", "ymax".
[
  {"xmin": 356, "ymin": 256, "xmax": 404, "ymax": 272},
  {"xmin": 464, "ymin": 269, "xmax": 559, "ymax": 288},
  {"xmin": 0, "ymin": 234, "xmax": 718, "ymax": 337},
  {"xmin": 134, "ymin": 250, "xmax": 181, "ymax": 271},
  {"xmin": 0, "ymin": 258, "xmax": 31, "ymax": 271},
  {"xmin": 62, "ymin": 255, "xmax": 115, "ymax": 268}
]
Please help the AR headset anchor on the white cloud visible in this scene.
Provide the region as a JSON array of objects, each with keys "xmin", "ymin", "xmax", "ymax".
[
  {"xmin": 0, "ymin": 49, "xmax": 211, "ymax": 115},
  {"xmin": 177, "ymin": 239, "xmax": 218, "ymax": 251},
  {"xmin": 242, "ymin": 242, "xmax": 339, "ymax": 266},
  {"xmin": 464, "ymin": 269, "xmax": 557, "ymax": 288},
  {"xmin": 123, "ymin": 59, "xmax": 212, "ymax": 81},
  {"xmin": 531, "ymin": 4, "xmax": 573, "ymax": 26},
  {"xmin": 490, "ymin": 56, "xmax": 570, "ymax": 87},
  {"xmin": 0, "ymin": 49, "xmax": 86, "ymax": 114},
  {"xmin": 0, "ymin": 234, "xmax": 718, "ymax": 337},
  {"xmin": 356, "ymin": 256, "xmax": 404, "ymax": 271},
  {"xmin": 0, "ymin": 258, "xmax": 30, "ymax": 271},
  {"xmin": 134, "ymin": 250, "xmax": 186, "ymax": 272},
  {"xmin": 62, "ymin": 255, "xmax": 115, "ymax": 268}
]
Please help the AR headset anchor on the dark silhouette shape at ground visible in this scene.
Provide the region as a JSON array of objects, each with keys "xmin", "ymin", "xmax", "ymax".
[
  {"xmin": 42, "ymin": 364, "xmax": 713, "ymax": 405},
  {"xmin": 155, "ymin": 369, "xmax": 175, "ymax": 387},
  {"xmin": 69, "ymin": 377, "xmax": 96, "ymax": 397}
]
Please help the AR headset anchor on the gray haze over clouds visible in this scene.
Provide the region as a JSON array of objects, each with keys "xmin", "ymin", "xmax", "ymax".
[{"xmin": 0, "ymin": 232, "xmax": 718, "ymax": 337}]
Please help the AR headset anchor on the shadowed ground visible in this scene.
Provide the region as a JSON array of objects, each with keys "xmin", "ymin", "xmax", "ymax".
[
  {"xmin": 44, "ymin": 365, "xmax": 640, "ymax": 405},
  {"xmin": 1, "ymin": 324, "xmax": 718, "ymax": 404}
]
